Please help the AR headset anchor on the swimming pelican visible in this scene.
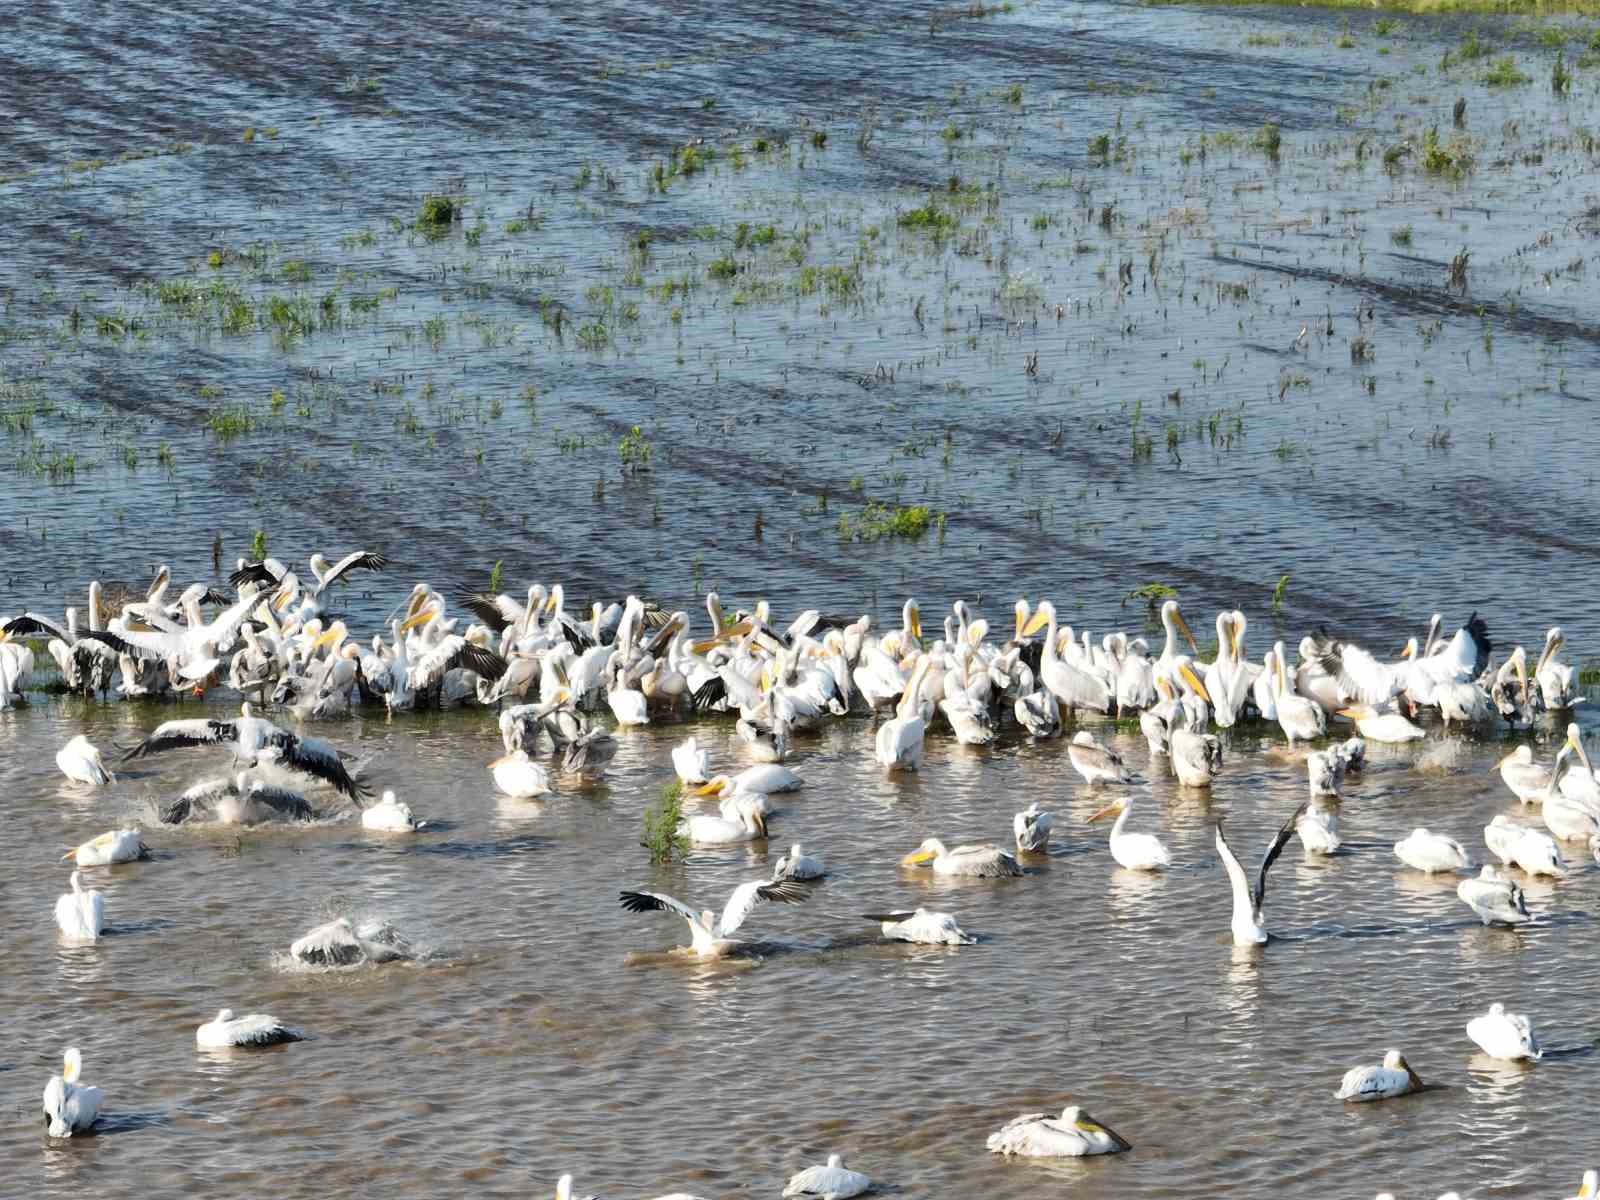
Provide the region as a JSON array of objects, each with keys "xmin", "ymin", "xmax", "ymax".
[
  {"xmin": 1457, "ymin": 865, "xmax": 1531, "ymax": 926},
  {"xmin": 1170, "ymin": 711, "xmax": 1223, "ymax": 787},
  {"xmin": 901, "ymin": 836, "xmax": 1022, "ymax": 877},
  {"xmin": 1393, "ymin": 828, "xmax": 1471, "ymax": 873},
  {"xmin": 1068, "ymin": 730, "xmax": 1133, "ymax": 785},
  {"xmin": 63, "ymin": 828, "xmax": 147, "ymax": 866},
  {"xmin": 55, "ymin": 871, "xmax": 105, "ymax": 940},
  {"xmin": 876, "ymin": 656, "xmax": 933, "ymax": 771},
  {"xmin": 42, "ymin": 1047, "xmax": 102, "ymax": 1137},
  {"xmin": 864, "ymin": 908, "xmax": 975, "ymax": 945},
  {"xmin": 1295, "ymin": 802, "xmax": 1341, "ymax": 855},
  {"xmin": 1535, "ymin": 627, "xmax": 1581, "ymax": 711},
  {"xmin": 1465, "ymin": 1002, "xmax": 1540, "ymax": 1061},
  {"xmin": 783, "ymin": 1153, "xmax": 871, "ymax": 1199},
  {"xmin": 618, "ymin": 878, "xmax": 810, "ymax": 957},
  {"xmin": 1560, "ymin": 1170, "xmax": 1598, "ymax": 1200},
  {"xmin": 986, "ymin": 1105, "xmax": 1132, "ymax": 1157},
  {"xmin": 680, "ymin": 794, "xmax": 768, "ymax": 845},
  {"xmin": 1215, "ymin": 806, "xmax": 1302, "ymax": 945},
  {"xmin": 158, "ymin": 773, "xmax": 315, "ymax": 825},
  {"xmin": 196, "ymin": 1008, "xmax": 304, "ymax": 1049},
  {"xmin": 290, "ymin": 917, "xmax": 413, "ymax": 967},
  {"xmin": 1496, "ymin": 745, "xmax": 1552, "ymax": 804},
  {"xmin": 1013, "ymin": 802, "xmax": 1054, "ymax": 852},
  {"xmin": 1337, "ymin": 703, "xmax": 1425, "ymax": 744},
  {"xmin": 772, "ymin": 843, "xmax": 825, "ymax": 881},
  {"xmin": 1336, "ymin": 1049, "xmax": 1424, "ymax": 1101},
  {"xmin": 57, "ymin": 734, "xmax": 115, "ymax": 786},
  {"xmin": 671, "ymin": 736, "xmax": 711, "ymax": 784},
  {"xmin": 1484, "ymin": 816, "xmax": 1566, "ymax": 877},
  {"xmin": 361, "ymin": 790, "xmax": 425, "ymax": 832},
  {"xmin": 554, "ymin": 1174, "xmax": 598, "ymax": 1200},
  {"xmin": 1087, "ymin": 797, "xmax": 1170, "ymax": 871},
  {"xmin": 123, "ymin": 701, "xmax": 365, "ymax": 799},
  {"xmin": 488, "ymin": 749, "xmax": 552, "ymax": 798}
]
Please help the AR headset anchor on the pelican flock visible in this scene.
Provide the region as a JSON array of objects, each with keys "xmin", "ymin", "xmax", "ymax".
[{"xmin": 13, "ymin": 557, "xmax": 1597, "ymax": 1192}]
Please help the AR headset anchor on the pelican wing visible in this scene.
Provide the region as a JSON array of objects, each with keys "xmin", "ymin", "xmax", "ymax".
[
  {"xmin": 2, "ymin": 612, "xmax": 71, "ymax": 641},
  {"xmin": 408, "ymin": 637, "xmax": 509, "ymax": 689},
  {"xmin": 619, "ymin": 890, "xmax": 701, "ymax": 930},
  {"xmin": 227, "ymin": 558, "xmax": 288, "ymax": 588},
  {"xmin": 861, "ymin": 911, "xmax": 919, "ymax": 922},
  {"xmin": 248, "ymin": 783, "xmax": 316, "ymax": 821},
  {"xmin": 77, "ymin": 628, "xmax": 161, "ymax": 660},
  {"xmin": 954, "ymin": 842, "xmax": 1024, "ymax": 877},
  {"xmin": 719, "ymin": 879, "xmax": 810, "ymax": 935},
  {"xmin": 1254, "ymin": 803, "xmax": 1307, "ymax": 914},
  {"xmin": 260, "ymin": 729, "xmax": 364, "ymax": 799},
  {"xmin": 123, "ymin": 718, "xmax": 238, "ymax": 760},
  {"xmin": 317, "ymin": 550, "xmax": 387, "ymax": 591},
  {"xmin": 1309, "ymin": 635, "xmax": 1400, "ymax": 704},
  {"xmin": 1215, "ymin": 820, "xmax": 1250, "ymax": 915},
  {"xmin": 455, "ymin": 590, "xmax": 523, "ymax": 632}
]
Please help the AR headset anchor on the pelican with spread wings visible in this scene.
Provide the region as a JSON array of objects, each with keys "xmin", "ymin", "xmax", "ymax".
[
  {"xmin": 619, "ymin": 878, "xmax": 811, "ymax": 957},
  {"xmin": 1216, "ymin": 804, "xmax": 1304, "ymax": 945}
]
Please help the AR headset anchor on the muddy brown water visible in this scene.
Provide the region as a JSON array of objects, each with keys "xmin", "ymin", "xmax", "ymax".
[{"xmin": 4, "ymin": 1, "xmax": 1600, "ymax": 1196}]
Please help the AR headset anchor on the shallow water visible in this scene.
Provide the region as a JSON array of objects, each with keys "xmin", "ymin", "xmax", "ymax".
[{"xmin": 6, "ymin": 1, "xmax": 1600, "ymax": 1196}]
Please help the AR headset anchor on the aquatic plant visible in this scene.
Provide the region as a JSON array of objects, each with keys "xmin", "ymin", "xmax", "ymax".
[
  {"xmin": 1552, "ymin": 51, "xmax": 1572, "ymax": 93},
  {"xmin": 1272, "ymin": 574, "xmax": 1290, "ymax": 613},
  {"xmin": 837, "ymin": 502, "xmax": 937, "ymax": 543},
  {"xmin": 1254, "ymin": 122, "xmax": 1282, "ymax": 160},
  {"xmin": 488, "ymin": 560, "xmax": 503, "ymax": 594},
  {"xmin": 417, "ymin": 195, "xmax": 456, "ymax": 230},
  {"xmin": 1421, "ymin": 126, "xmax": 1473, "ymax": 180},
  {"xmin": 642, "ymin": 780, "xmax": 690, "ymax": 864},
  {"xmin": 251, "ymin": 530, "xmax": 268, "ymax": 561},
  {"xmin": 206, "ymin": 407, "xmax": 255, "ymax": 439},
  {"xmin": 1448, "ymin": 247, "xmax": 1471, "ymax": 291},
  {"xmin": 1124, "ymin": 583, "xmax": 1177, "ymax": 610},
  {"xmin": 897, "ymin": 204, "xmax": 957, "ymax": 235},
  {"xmin": 1482, "ymin": 56, "xmax": 1529, "ymax": 87},
  {"xmin": 619, "ymin": 426, "xmax": 653, "ymax": 475}
]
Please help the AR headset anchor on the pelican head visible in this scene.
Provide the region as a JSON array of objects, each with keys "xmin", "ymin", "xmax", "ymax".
[
  {"xmin": 1161, "ymin": 599, "xmax": 1198, "ymax": 653},
  {"xmin": 1087, "ymin": 797, "xmax": 1127, "ymax": 823},
  {"xmin": 1382, "ymin": 1048, "xmax": 1423, "ymax": 1089},
  {"xmin": 1537, "ymin": 626, "xmax": 1565, "ymax": 676},
  {"xmin": 62, "ymin": 1047, "xmax": 83, "ymax": 1084},
  {"xmin": 215, "ymin": 1007, "xmax": 236, "ymax": 1023},
  {"xmin": 901, "ymin": 836, "xmax": 947, "ymax": 867},
  {"xmin": 825, "ymin": 1154, "xmax": 844, "ymax": 1169},
  {"xmin": 1578, "ymin": 1168, "xmax": 1598, "ymax": 1199}
]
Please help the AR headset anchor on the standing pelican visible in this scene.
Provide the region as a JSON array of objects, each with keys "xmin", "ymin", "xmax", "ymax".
[
  {"xmin": 986, "ymin": 1104, "xmax": 1132, "ymax": 1157},
  {"xmin": 876, "ymin": 657, "xmax": 933, "ymax": 771},
  {"xmin": 1336, "ymin": 1049, "xmax": 1424, "ymax": 1101},
  {"xmin": 1466, "ymin": 1003, "xmax": 1540, "ymax": 1061},
  {"xmin": 54, "ymin": 871, "xmax": 105, "ymax": 940},
  {"xmin": 1068, "ymin": 731, "xmax": 1133, "ymax": 785},
  {"xmin": 42, "ymin": 1047, "xmax": 103, "ymax": 1137},
  {"xmin": 1535, "ymin": 627, "xmax": 1581, "ymax": 711},
  {"xmin": 57, "ymin": 734, "xmax": 115, "ymax": 786},
  {"xmin": 1215, "ymin": 805, "xmax": 1303, "ymax": 945},
  {"xmin": 1272, "ymin": 641, "xmax": 1326, "ymax": 743},
  {"xmin": 1087, "ymin": 797, "xmax": 1171, "ymax": 870},
  {"xmin": 1457, "ymin": 865, "xmax": 1531, "ymax": 926},
  {"xmin": 618, "ymin": 878, "xmax": 810, "ymax": 957},
  {"xmin": 1013, "ymin": 803, "xmax": 1054, "ymax": 852}
]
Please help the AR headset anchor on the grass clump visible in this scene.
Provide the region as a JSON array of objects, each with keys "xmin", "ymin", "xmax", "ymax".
[
  {"xmin": 836, "ymin": 502, "xmax": 938, "ymax": 542},
  {"xmin": 1254, "ymin": 122, "xmax": 1282, "ymax": 159},
  {"xmin": 1272, "ymin": 574, "xmax": 1290, "ymax": 613},
  {"xmin": 1421, "ymin": 126, "xmax": 1473, "ymax": 179},
  {"xmin": 1483, "ymin": 55, "xmax": 1530, "ymax": 87},
  {"xmin": 643, "ymin": 781, "xmax": 690, "ymax": 864},
  {"xmin": 206, "ymin": 407, "xmax": 255, "ymax": 439},
  {"xmin": 1390, "ymin": 224, "xmax": 1413, "ymax": 246},
  {"xmin": 898, "ymin": 203, "xmax": 957, "ymax": 237},
  {"xmin": 619, "ymin": 425, "xmax": 653, "ymax": 474},
  {"xmin": 417, "ymin": 194, "xmax": 457, "ymax": 231},
  {"xmin": 1123, "ymin": 582, "xmax": 1177, "ymax": 610},
  {"xmin": 250, "ymin": 530, "xmax": 268, "ymax": 560}
]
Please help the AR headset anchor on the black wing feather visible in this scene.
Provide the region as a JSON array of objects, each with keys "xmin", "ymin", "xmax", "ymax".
[
  {"xmin": 861, "ymin": 911, "xmax": 918, "ymax": 922},
  {"xmin": 619, "ymin": 890, "xmax": 671, "ymax": 914},
  {"xmin": 122, "ymin": 719, "xmax": 237, "ymax": 761},
  {"xmin": 455, "ymin": 591, "xmax": 514, "ymax": 632},
  {"xmin": 3, "ymin": 613, "xmax": 69, "ymax": 641},
  {"xmin": 1253, "ymin": 802, "xmax": 1308, "ymax": 913},
  {"xmin": 690, "ymin": 675, "xmax": 727, "ymax": 714},
  {"xmin": 228, "ymin": 561, "xmax": 280, "ymax": 588},
  {"xmin": 560, "ymin": 620, "xmax": 596, "ymax": 652},
  {"xmin": 755, "ymin": 880, "xmax": 812, "ymax": 906},
  {"xmin": 459, "ymin": 644, "xmax": 509, "ymax": 682}
]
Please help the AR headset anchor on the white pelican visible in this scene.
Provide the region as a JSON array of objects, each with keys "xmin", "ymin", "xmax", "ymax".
[
  {"xmin": 55, "ymin": 871, "xmax": 105, "ymax": 940},
  {"xmin": 158, "ymin": 773, "xmax": 314, "ymax": 825},
  {"xmin": 196, "ymin": 1008, "xmax": 304, "ymax": 1049},
  {"xmin": 63, "ymin": 828, "xmax": 147, "ymax": 866},
  {"xmin": 488, "ymin": 749, "xmax": 552, "ymax": 798},
  {"xmin": 876, "ymin": 656, "xmax": 933, "ymax": 771},
  {"xmin": 229, "ymin": 549, "xmax": 387, "ymax": 613},
  {"xmin": 1394, "ymin": 829, "xmax": 1471, "ymax": 873},
  {"xmin": 1484, "ymin": 816, "xmax": 1566, "ymax": 877},
  {"xmin": 986, "ymin": 1105, "xmax": 1131, "ymax": 1157},
  {"xmin": 1252, "ymin": 648, "xmax": 1280, "ymax": 722},
  {"xmin": 1170, "ymin": 712, "xmax": 1223, "ymax": 788},
  {"xmin": 1465, "ymin": 1002, "xmax": 1540, "ymax": 1061},
  {"xmin": 1535, "ymin": 626, "xmax": 1581, "ymax": 711},
  {"xmin": 57, "ymin": 734, "xmax": 115, "ymax": 786},
  {"xmin": 1295, "ymin": 802, "xmax": 1341, "ymax": 855},
  {"xmin": 902, "ymin": 836, "xmax": 1022, "ymax": 877},
  {"xmin": 864, "ymin": 907, "xmax": 974, "ymax": 945},
  {"xmin": 783, "ymin": 1154, "xmax": 871, "ymax": 1198},
  {"xmin": 554, "ymin": 1174, "xmax": 597, "ymax": 1200},
  {"xmin": 1338, "ymin": 703, "xmax": 1424, "ymax": 744},
  {"xmin": 1457, "ymin": 865, "xmax": 1531, "ymax": 926},
  {"xmin": 772, "ymin": 844, "xmax": 825, "ymax": 881},
  {"xmin": 1014, "ymin": 681, "xmax": 1061, "ymax": 739},
  {"xmin": 42, "ymin": 1047, "xmax": 102, "ymax": 1138},
  {"xmin": 618, "ymin": 878, "xmax": 809, "ymax": 957},
  {"xmin": 1306, "ymin": 750, "xmax": 1341, "ymax": 797},
  {"xmin": 1155, "ymin": 599, "xmax": 1199, "ymax": 668},
  {"xmin": 680, "ymin": 794, "xmax": 768, "ymax": 845},
  {"xmin": 1496, "ymin": 746, "xmax": 1551, "ymax": 804},
  {"xmin": 290, "ymin": 917, "xmax": 413, "ymax": 967},
  {"xmin": 1087, "ymin": 797, "xmax": 1170, "ymax": 871},
  {"xmin": 362, "ymin": 790, "xmax": 425, "ymax": 832},
  {"xmin": 1013, "ymin": 802, "xmax": 1054, "ymax": 852},
  {"xmin": 1215, "ymin": 806, "xmax": 1301, "ymax": 945},
  {"xmin": 1033, "ymin": 601, "xmax": 1114, "ymax": 712},
  {"xmin": 1560, "ymin": 1170, "xmax": 1598, "ymax": 1200},
  {"xmin": 1140, "ymin": 676, "xmax": 1175, "ymax": 756},
  {"xmin": 729, "ymin": 763, "xmax": 802, "ymax": 794},
  {"xmin": 1068, "ymin": 730, "xmax": 1133, "ymax": 785},
  {"xmin": 1272, "ymin": 641, "xmax": 1326, "ymax": 743},
  {"xmin": 671, "ymin": 736, "xmax": 711, "ymax": 784},
  {"xmin": 123, "ymin": 702, "xmax": 364, "ymax": 799},
  {"xmin": 1336, "ymin": 1049, "xmax": 1424, "ymax": 1101}
]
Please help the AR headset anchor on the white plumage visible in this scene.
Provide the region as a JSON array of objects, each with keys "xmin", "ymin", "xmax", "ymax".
[
  {"xmin": 57, "ymin": 734, "xmax": 115, "ymax": 786},
  {"xmin": 63, "ymin": 827, "xmax": 147, "ymax": 866},
  {"xmin": 1465, "ymin": 1002, "xmax": 1540, "ymax": 1061},
  {"xmin": 1393, "ymin": 828, "xmax": 1470, "ymax": 874},
  {"xmin": 866, "ymin": 908, "xmax": 974, "ymax": 945},
  {"xmin": 54, "ymin": 870, "xmax": 105, "ymax": 940},
  {"xmin": 42, "ymin": 1047, "xmax": 103, "ymax": 1137},
  {"xmin": 1013, "ymin": 802, "xmax": 1054, "ymax": 852},
  {"xmin": 196, "ymin": 1007, "xmax": 304, "ymax": 1049},
  {"xmin": 671, "ymin": 735, "xmax": 711, "ymax": 783},
  {"xmin": 361, "ymin": 790, "xmax": 426, "ymax": 831},
  {"xmin": 619, "ymin": 879, "xmax": 810, "ymax": 958},
  {"xmin": 1336, "ymin": 1049, "xmax": 1423, "ymax": 1101},
  {"xmin": 782, "ymin": 1153, "xmax": 871, "ymax": 1198},
  {"xmin": 986, "ymin": 1105, "xmax": 1131, "ymax": 1157},
  {"xmin": 488, "ymin": 749, "xmax": 552, "ymax": 798}
]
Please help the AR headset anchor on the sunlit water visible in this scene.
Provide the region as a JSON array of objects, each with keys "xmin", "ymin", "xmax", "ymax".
[{"xmin": 5, "ymin": 0, "xmax": 1600, "ymax": 1196}]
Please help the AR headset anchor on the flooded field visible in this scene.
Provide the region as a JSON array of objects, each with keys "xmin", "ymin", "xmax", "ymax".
[{"xmin": 6, "ymin": 1, "xmax": 1600, "ymax": 1197}]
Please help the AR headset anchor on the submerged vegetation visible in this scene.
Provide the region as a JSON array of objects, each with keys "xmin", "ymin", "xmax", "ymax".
[{"xmin": 642, "ymin": 781, "xmax": 690, "ymax": 864}]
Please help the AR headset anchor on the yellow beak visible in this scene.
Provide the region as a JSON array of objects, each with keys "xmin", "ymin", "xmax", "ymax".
[
  {"xmin": 1173, "ymin": 606, "xmax": 1198, "ymax": 653},
  {"xmin": 901, "ymin": 849, "xmax": 936, "ymax": 866},
  {"xmin": 1179, "ymin": 663, "xmax": 1211, "ymax": 704},
  {"xmin": 1087, "ymin": 802, "xmax": 1122, "ymax": 823},
  {"xmin": 1021, "ymin": 608, "xmax": 1052, "ymax": 637}
]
